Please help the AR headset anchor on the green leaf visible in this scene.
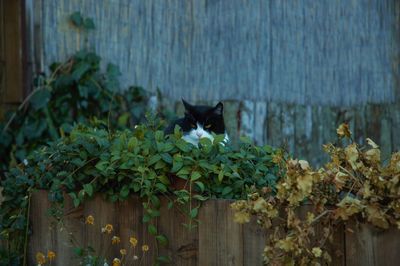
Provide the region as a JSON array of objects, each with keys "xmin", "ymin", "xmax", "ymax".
[
  {"xmin": 70, "ymin": 12, "xmax": 83, "ymax": 27},
  {"xmin": 157, "ymin": 175, "xmax": 170, "ymax": 185},
  {"xmin": 190, "ymin": 171, "xmax": 202, "ymax": 181},
  {"xmin": 213, "ymin": 134, "xmax": 226, "ymax": 144},
  {"xmin": 148, "ymin": 224, "xmax": 157, "ymax": 235},
  {"xmin": 218, "ymin": 170, "xmax": 225, "ymax": 182},
  {"xmin": 148, "ymin": 154, "xmax": 161, "ymax": 165},
  {"xmin": 120, "ymin": 185, "xmax": 129, "ymax": 198},
  {"xmin": 222, "ymin": 186, "xmax": 233, "ymax": 196},
  {"xmin": 128, "ymin": 137, "xmax": 138, "ymax": 150},
  {"xmin": 167, "ymin": 201, "xmax": 174, "ymax": 209},
  {"xmin": 155, "ymin": 235, "xmax": 169, "ymax": 246},
  {"xmin": 193, "ymin": 194, "xmax": 208, "ymax": 201},
  {"xmin": 155, "ymin": 131, "xmax": 164, "ymax": 141},
  {"xmin": 190, "ymin": 207, "xmax": 199, "ymax": 219},
  {"xmin": 30, "ymin": 89, "xmax": 51, "ymax": 110},
  {"xmin": 160, "ymin": 153, "xmax": 173, "ymax": 164},
  {"xmin": 83, "ymin": 18, "xmax": 95, "ymax": 30},
  {"xmin": 73, "ymin": 198, "xmax": 80, "ymax": 208},
  {"xmin": 176, "ymin": 139, "xmax": 191, "ymax": 152},
  {"xmin": 143, "ymin": 214, "xmax": 151, "ymax": 223},
  {"xmin": 73, "ymin": 247, "xmax": 83, "ymax": 256},
  {"xmin": 71, "ymin": 62, "xmax": 90, "ymax": 81},
  {"xmin": 95, "ymin": 161, "xmax": 108, "ymax": 171},
  {"xmin": 156, "ymin": 255, "xmax": 172, "ymax": 264},
  {"xmin": 150, "ymin": 195, "xmax": 161, "ymax": 208},
  {"xmin": 171, "ymin": 160, "xmax": 183, "ymax": 173},
  {"xmin": 83, "ymin": 183, "xmax": 94, "ymax": 197},
  {"xmin": 194, "ymin": 181, "xmax": 205, "ymax": 192}
]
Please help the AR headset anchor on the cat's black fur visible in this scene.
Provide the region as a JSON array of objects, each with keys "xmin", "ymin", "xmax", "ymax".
[{"xmin": 165, "ymin": 99, "xmax": 226, "ymax": 135}]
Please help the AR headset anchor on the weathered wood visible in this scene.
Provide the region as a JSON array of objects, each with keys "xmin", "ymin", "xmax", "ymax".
[
  {"xmin": 198, "ymin": 200, "xmax": 243, "ymax": 266},
  {"xmin": 242, "ymin": 218, "xmax": 266, "ymax": 266},
  {"xmin": 158, "ymin": 198, "xmax": 198, "ymax": 265},
  {"xmin": 2, "ymin": 0, "xmax": 24, "ymax": 103},
  {"xmin": 239, "ymin": 100, "xmax": 255, "ymax": 141},
  {"xmin": 115, "ymin": 196, "xmax": 143, "ymax": 265},
  {"xmin": 28, "ymin": 190, "xmax": 55, "ymax": 265},
  {"xmin": 266, "ymin": 102, "xmax": 281, "ymax": 147},
  {"xmin": 390, "ymin": 103, "xmax": 400, "ymax": 152},
  {"xmin": 36, "ymin": 0, "xmax": 399, "ymax": 106},
  {"xmin": 84, "ymin": 195, "xmax": 119, "ymax": 264},
  {"xmin": 254, "ymin": 101, "xmax": 267, "ymax": 146},
  {"xmin": 222, "ymin": 101, "xmax": 240, "ymax": 145},
  {"xmin": 281, "ymin": 104, "xmax": 295, "ymax": 154},
  {"xmin": 345, "ymin": 221, "xmax": 400, "ymax": 266},
  {"xmin": 28, "ymin": 191, "xmax": 400, "ymax": 265}
]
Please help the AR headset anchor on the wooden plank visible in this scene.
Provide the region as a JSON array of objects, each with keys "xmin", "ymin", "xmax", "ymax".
[
  {"xmin": 266, "ymin": 102, "xmax": 281, "ymax": 148},
  {"xmin": 353, "ymin": 105, "xmax": 367, "ymax": 145},
  {"xmin": 83, "ymin": 195, "xmax": 118, "ymax": 265},
  {"xmin": 345, "ymin": 221, "xmax": 400, "ymax": 266},
  {"xmin": 199, "ymin": 200, "xmax": 243, "ymax": 266},
  {"xmin": 390, "ymin": 102, "xmax": 400, "ymax": 152},
  {"xmin": 55, "ymin": 194, "xmax": 84, "ymax": 265},
  {"xmin": 28, "ymin": 190, "xmax": 55, "ymax": 265},
  {"xmin": 3, "ymin": 0, "xmax": 24, "ymax": 103},
  {"xmin": 379, "ymin": 105, "xmax": 392, "ymax": 161},
  {"xmin": 116, "ymin": 196, "xmax": 143, "ymax": 265},
  {"xmin": 365, "ymin": 104, "xmax": 382, "ymax": 146},
  {"xmin": 254, "ymin": 101, "xmax": 267, "ymax": 145},
  {"xmin": 157, "ymin": 198, "xmax": 198, "ymax": 265},
  {"xmin": 242, "ymin": 218, "xmax": 266, "ymax": 266},
  {"xmin": 281, "ymin": 103, "xmax": 295, "ymax": 154},
  {"xmin": 140, "ymin": 199, "xmax": 158, "ymax": 266},
  {"xmin": 239, "ymin": 100, "xmax": 255, "ymax": 141},
  {"xmin": 223, "ymin": 101, "xmax": 240, "ymax": 145},
  {"xmin": 294, "ymin": 105, "xmax": 312, "ymax": 160}
]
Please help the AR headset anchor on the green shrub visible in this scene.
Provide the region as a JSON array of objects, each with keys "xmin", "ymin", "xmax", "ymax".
[
  {"xmin": 0, "ymin": 118, "xmax": 280, "ymax": 264},
  {"xmin": 0, "ymin": 50, "xmax": 163, "ymax": 173}
]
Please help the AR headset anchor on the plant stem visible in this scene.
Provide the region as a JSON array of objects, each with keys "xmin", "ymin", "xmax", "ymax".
[{"xmin": 22, "ymin": 190, "xmax": 32, "ymax": 266}]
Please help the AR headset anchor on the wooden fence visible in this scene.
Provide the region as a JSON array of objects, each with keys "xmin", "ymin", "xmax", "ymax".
[{"xmin": 29, "ymin": 191, "xmax": 400, "ymax": 266}]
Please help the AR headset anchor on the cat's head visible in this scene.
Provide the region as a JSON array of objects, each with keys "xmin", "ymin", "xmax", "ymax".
[{"xmin": 180, "ymin": 99, "xmax": 226, "ymax": 144}]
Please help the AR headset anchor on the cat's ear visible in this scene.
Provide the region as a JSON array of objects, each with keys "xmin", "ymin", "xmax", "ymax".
[
  {"xmin": 182, "ymin": 99, "xmax": 192, "ymax": 111},
  {"xmin": 213, "ymin": 102, "xmax": 223, "ymax": 115}
]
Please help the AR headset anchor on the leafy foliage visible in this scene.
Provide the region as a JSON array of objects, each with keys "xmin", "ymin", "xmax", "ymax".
[
  {"xmin": 0, "ymin": 118, "xmax": 279, "ymax": 264},
  {"xmin": 232, "ymin": 124, "xmax": 400, "ymax": 265},
  {"xmin": 0, "ymin": 49, "xmax": 159, "ymax": 173}
]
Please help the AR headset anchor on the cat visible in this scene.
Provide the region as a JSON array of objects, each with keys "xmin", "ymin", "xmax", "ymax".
[{"xmin": 165, "ymin": 99, "xmax": 229, "ymax": 146}]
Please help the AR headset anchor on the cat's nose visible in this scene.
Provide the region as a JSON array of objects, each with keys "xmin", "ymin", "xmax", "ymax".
[{"xmin": 196, "ymin": 132, "xmax": 203, "ymax": 138}]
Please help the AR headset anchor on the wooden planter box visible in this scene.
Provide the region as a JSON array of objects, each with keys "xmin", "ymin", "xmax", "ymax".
[{"xmin": 28, "ymin": 191, "xmax": 400, "ymax": 266}]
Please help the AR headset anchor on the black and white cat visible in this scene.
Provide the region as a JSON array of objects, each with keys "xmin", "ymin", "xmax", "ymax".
[{"xmin": 165, "ymin": 99, "xmax": 229, "ymax": 146}]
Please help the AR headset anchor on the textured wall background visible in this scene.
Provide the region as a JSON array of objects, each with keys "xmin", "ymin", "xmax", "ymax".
[
  {"xmin": 32, "ymin": 0, "xmax": 400, "ymax": 165},
  {"xmin": 37, "ymin": 0, "xmax": 400, "ymax": 106}
]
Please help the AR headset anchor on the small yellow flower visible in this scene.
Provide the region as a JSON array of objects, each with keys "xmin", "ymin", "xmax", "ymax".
[
  {"xmin": 112, "ymin": 258, "xmax": 121, "ymax": 266},
  {"xmin": 112, "ymin": 236, "xmax": 121, "ymax": 245},
  {"xmin": 129, "ymin": 236, "xmax": 138, "ymax": 247},
  {"xmin": 85, "ymin": 215, "xmax": 94, "ymax": 225},
  {"xmin": 142, "ymin": 244, "xmax": 149, "ymax": 252},
  {"xmin": 120, "ymin": 249, "xmax": 127, "ymax": 255},
  {"xmin": 102, "ymin": 223, "xmax": 113, "ymax": 234},
  {"xmin": 36, "ymin": 252, "xmax": 46, "ymax": 265},
  {"xmin": 312, "ymin": 247, "xmax": 322, "ymax": 257},
  {"xmin": 47, "ymin": 250, "xmax": 56, "ymax": 260}
]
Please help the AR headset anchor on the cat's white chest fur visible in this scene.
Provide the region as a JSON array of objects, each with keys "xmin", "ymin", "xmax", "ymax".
[{"xmin": 182, "ymin": 123, "xmax": 229, "ymax": 146}]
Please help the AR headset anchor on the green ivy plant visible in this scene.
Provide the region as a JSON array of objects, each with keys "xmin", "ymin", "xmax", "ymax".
[
  {"xmin": 0, "ymin": 117, "xmax": 280, "ymax": 265},
  {"xmin": 0, "ymin": 49, "xmax": 160, "ymax": 173}
]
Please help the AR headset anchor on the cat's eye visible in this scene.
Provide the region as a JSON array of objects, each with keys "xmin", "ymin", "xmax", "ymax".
[
  {"xmin": 191, "ymin": 124, "xmax": 196, "ymax": 128},
  {"xmin": 205, "ymin": 124, "xmax": 212, "ymax": 129}
]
